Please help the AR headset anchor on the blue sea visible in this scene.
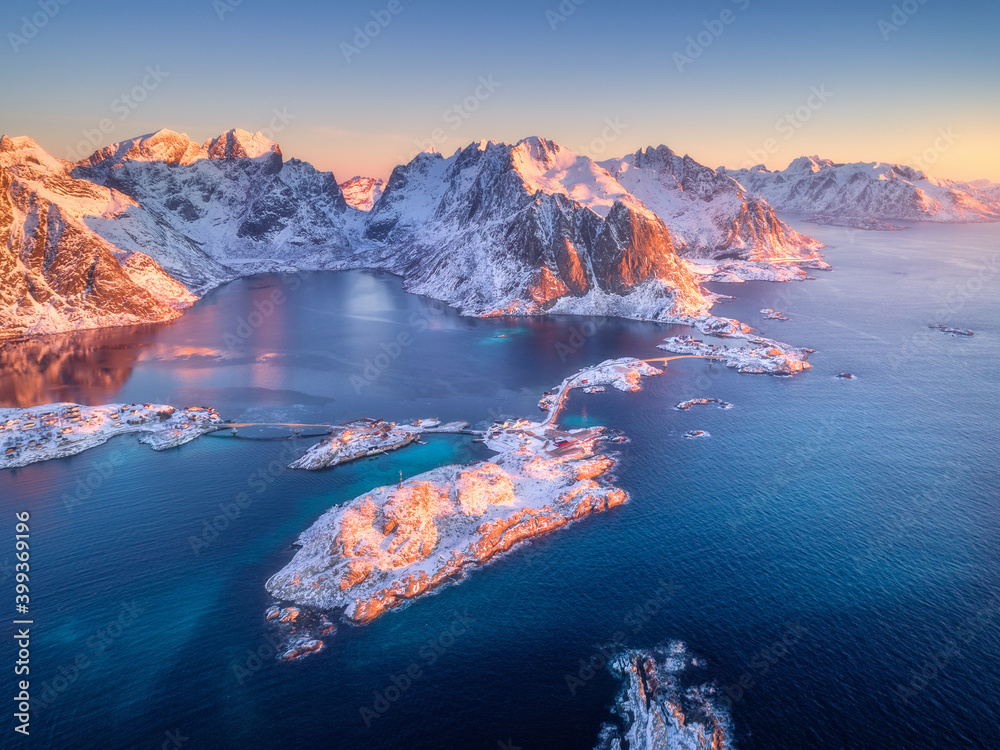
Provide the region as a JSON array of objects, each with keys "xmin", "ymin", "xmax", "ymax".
[{"xmin": 2, "ymin": 219, "xmax": 998, "ymax": 749}]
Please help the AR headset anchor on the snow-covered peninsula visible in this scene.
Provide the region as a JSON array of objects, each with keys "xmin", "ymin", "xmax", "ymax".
[{"xmin": 0, "ymin": 402, "xmax": 224, "ymax": 468}]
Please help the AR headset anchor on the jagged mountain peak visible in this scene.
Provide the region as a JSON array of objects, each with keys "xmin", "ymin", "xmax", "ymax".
[
  {"xmin": 1, "ymin": 135, "xmax": 43, "ymax": 154},
  {"xmin": 202, "ymin": 128, "xmax": 281, "ymax": 161},
  {"xmin": 339, "ymin": 175, "xmax": 386, "ymax": 211},
  {"xmin": 78, "ymin": 129, "xmax": 206, "ymax": 169},
  {"xmin": 786, "ymin": 155, "xmax": 837, "ymax": 173},
  {"xmin": 0, "ymin": 135, "xmax": 64, "ymax": 173},
  {"xmin": 78, "ymin": 128, "xmax": 283, "ymax": 172}
]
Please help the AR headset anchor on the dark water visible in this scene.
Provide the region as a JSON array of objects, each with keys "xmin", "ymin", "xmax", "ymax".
[{"xmin": 2, "ymin": 220, "xmax": 998, "ymax": 749}]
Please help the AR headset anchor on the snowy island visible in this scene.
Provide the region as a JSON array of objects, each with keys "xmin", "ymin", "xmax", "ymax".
[
  {"xmin": 0, "ymin": 402, "xmax": 224, "ymax": 468},
  {"xmin": 264, "ymin": 359, "xmax": 662, "ymax": 650},
  {"xmin": 929, "ymin": 324, "xmax": 974, "ymax": 336},
  {"xmin": 287, "ymin": 417, "xmax": 471, "ymax": 470},
  {"xmin": 675, "ymin": 398, "xmax": 733, "ymax": 411},
  {"xmin": 595, "ymin": 643, "xmax": 733, "ymax": 750},
  {"xmin": 658, "ymin": 334, "xmax": 811, "ymax": 375}
]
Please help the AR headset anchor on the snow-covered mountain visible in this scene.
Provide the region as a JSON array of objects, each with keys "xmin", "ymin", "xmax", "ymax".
[
  {"xmin": 3, "ymin": 130, "xmax": 835, "ymax": 339},
  {"xmin": 600, "ymin": 146, "xmax": 825, "ymax": 262},
  {"xmin": 364, "ymin": 138, "xmax": 710, "ymax": 319},
  {"xmin": 724, "ymin": 156, "xmax": 1000, "ymax": 223},
  {"xmin": 0, "ymin": 135, "xmax": 194, "ymax": 339},
  {"xmin": 75, "ymin": 128, "xmax": 361, "ymax": 292},
  {"xmin": 339, "ymin": 176, "xmax": 385, "ymax": 211}
]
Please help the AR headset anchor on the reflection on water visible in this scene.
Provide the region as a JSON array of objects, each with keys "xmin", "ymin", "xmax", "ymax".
[
  {"xmin": 0, "ymin": 326, "xmax": 158, "ymax": 407},
  {"xmin": 0, "ymin": 271, "xmax": 688, "ymax": 425}
]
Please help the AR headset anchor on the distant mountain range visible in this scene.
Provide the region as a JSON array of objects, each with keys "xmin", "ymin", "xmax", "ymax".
[
  {"xmin": 722, "ymin": 156, "xmax": 1000, "ymax": 223},
  {"xmin": 2, "ymin": 128, "xmax": 996, "ymax": 339}
]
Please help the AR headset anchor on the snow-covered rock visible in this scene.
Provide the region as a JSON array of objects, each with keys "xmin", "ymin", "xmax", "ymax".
[
  {"xmin": 0, "ymin": 135, "xmax": 196, "ymax": 339},
  {"xmin": 659, "ymin": 334, "xmax": 811, "ymax": 375},
  {"xmin": 75, "ymin": 128, "xmax": 361, "ymax": 293},
  {"xmin": 2, "ymin": 131, "xmax": 850, "ymax": 340},
  {"xmin": 288, "ymin": 419, "xmax": 417, "ymax": 470},
  {"xmin": 594, "ymin": 643, "xmax": 734, "ymax": 750},
  {"xmin": 601, "ymin": 146, "xmax": 826, "ymax": 265},
  {"xmin": 338, "ymin": 176, "xmax": 385, "ymax": 211},
  {"xmin": 724, "ymin": 156, "xmax": 1000, "ymax": 223},
  {"xmin": 266, "ymin": 424, "xmax": 627, "ymax": 624},
  {"xmin": 364, "ymin": 138, "xmax": 711, "ymax": 320}
]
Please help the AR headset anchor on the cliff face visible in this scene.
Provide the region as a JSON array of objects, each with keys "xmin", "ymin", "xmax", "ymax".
[
  {"xmin": 724, "ymin": 155, "xmax": 1000, "ymax": 222},
  {"xmin": 601, "ymin": 146, "xmax": 825, "ymax": 262},
  {"xmin": 338, "ymin": 176, "xmax": 385, "ymax": 211},
  {"xmin": 365, "ymin": 138, "xmax": 710, "ymax": 320},
  {"xmin": 4, "ymin": 131, "xmax": 843, "ymax": 339},
  {"xmin": 75, "ymin": 128, "xmax": 358, "ymax": 292},
  {"xmin": 0, "ymin": 135, "xmax": 193, "ymax": 340}
]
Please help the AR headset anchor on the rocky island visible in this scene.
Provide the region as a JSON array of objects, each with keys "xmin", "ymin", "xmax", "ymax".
[
  {"xmin": 594, "ymin": 643, "xmax": 733, "ymax": 750},
  {"xmin": 265, "ymin": 359, "xmax": 661, "ymax": 649},
  {"xmin": 659, "ymin": 334, "xmax": 811, "ymax": 375},
  {"xmin": 760, "ymin": 308, "xmax": 789, "ymax": 320},
  {"xmin": 929, "ymin": 324, "xmax": 974, "ymax": 336},
  {"xmin": 675, "ymin": 398, "xmax": 733, "ymax": 411}
]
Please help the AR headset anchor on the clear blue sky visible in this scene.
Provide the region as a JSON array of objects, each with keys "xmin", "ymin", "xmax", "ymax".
[{"xmin": 3, "ymin": 0, "xmax": 998, "ymax": 181}]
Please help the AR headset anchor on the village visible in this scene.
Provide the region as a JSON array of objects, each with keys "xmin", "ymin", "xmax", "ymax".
[{"xmin": 0, "ymin": 403, "xmax": 225, "ymax": 468}]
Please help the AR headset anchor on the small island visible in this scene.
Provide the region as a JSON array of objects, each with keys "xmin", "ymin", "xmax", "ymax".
[
  {"xmin": 760, "ymin": 308, "xmax": 789, "ymax": 320},
  {"xmin": 0, "ymin": 402, "xmax": 224, "ymax": 468},
  {"xmin": 595, "ymin": 643, "xmax": 733, "ymax": 750},
  {"xmin": 264, "ymin": 359, "xmax": 662, "ymax": 652},
  {"xmin": 930, "ymin": 324, "xmax": 974, "ymax": 336},
  {"xmin": 675, "ymin": 398, "xmax": 733, "ymax": 411},
  {"xmin": 658, "ymin": 335, "xmax": 811, "ymax": 375}
]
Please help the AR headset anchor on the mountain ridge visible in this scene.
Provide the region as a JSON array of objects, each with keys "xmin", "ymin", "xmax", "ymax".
[{"xmin": 13, "ymin": 129, "xmax": 969, "ymax": 339}]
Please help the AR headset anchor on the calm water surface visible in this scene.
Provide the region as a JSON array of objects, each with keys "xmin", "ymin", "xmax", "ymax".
[{"xmin": 1, "ymin": 220, "xmax": 998, "ymax": 749}]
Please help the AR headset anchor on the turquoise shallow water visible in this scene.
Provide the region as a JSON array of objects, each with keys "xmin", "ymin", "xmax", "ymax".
[{"xmin": 1, "ymin": 219, "xmax": 998, "ymax": 749}]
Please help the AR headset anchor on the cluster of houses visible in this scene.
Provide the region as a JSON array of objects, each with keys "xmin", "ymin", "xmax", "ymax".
[{"xmin": 1, "ymin": 403, "xmax": 222, "ymax": 463}]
